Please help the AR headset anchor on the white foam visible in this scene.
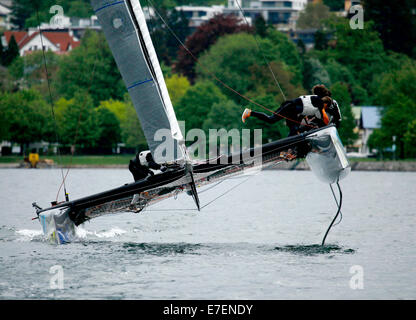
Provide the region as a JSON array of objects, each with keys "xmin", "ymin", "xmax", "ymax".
[
  {"xmin": 94, "ymin": 227, "xmax": 127, "ymax": 238},
  {"xmin": 15, "ymin": 229, "xmax": 43, "ymax": 241}
]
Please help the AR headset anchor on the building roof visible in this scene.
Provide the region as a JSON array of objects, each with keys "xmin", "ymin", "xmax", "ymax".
[
  {"xmin": 4, "ymin": 31, "xmax": 28, "ymax": 45},
  {"xmin": 4, "ymin": 30, "xmax": 80, "ymax": 54},
  {"xmin": 361, "ymin": 106, "xmax": 382, "ymax": 129}
]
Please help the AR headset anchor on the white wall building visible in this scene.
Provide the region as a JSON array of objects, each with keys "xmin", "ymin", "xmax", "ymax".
[
  {"xmin": 0, "ymin": 2, "xmax": 12, "ymax": 29},
  {"xmin": 175, "ymin": 5, "xmax": 225, "ymax": 28},
  {"xmin": 224, "ymin": 0, "xmax": 308, "ymax": 31}
]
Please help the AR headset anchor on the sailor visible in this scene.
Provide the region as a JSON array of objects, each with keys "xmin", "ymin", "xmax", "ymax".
[
  {"xmin": 128, "ymin": 150, "xmax": 166, "ymax": 182},
  {"xmin": 242, "ymin": 95, "xmax": 334, "ymax": 136}
]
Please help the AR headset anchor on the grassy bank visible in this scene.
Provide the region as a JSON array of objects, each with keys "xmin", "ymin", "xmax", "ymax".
[
  {"xmin": 0, "ymin": 155, "xmax": 133, "ymax": 165},
  {"xmin": 1, "ymin": 154, "xmax": 416, "ymax": 166}
]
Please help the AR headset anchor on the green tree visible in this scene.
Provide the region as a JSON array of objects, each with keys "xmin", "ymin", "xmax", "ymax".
[
  {"xmin": 0, "ymin": 37, "xmax": 4, "ymax": 65},
  {"xmin": 254, "ymin": 15, "xmax": 268, "ymax": 38},
  {"xmin": 314, "ymin": 30, "xmax": 329, "ymax": 51},
  {"xmin": 324, "ymin": 58, "xmax": 354, "ymax": 85},
  {"xmin": 9, "ymin": 51, "xmax": 61, "ymax": 99},
  {"xmin": 323, "ymin": 0, "xmax": 345, "ymax": 11},
  {"xmin": 404, "ymin": 119, "xmax": 416, "ymax": 158},
  {"xmin": 303, "ymin": 57, "xmax": 331, "ymax": 90},
  {"xmin": 374, "ymin": 62, "xmax": 416, "ymax": 157},
  {"xmin": 96, "ymin": 108, "xmax": 121, "ymax": 150},
  {"xmin": 58, "ymin": 30, "xmax": 125, "ymax": 106},
  {"xmin": 175, "ymin": 80, "xmax": 227, "ymax": 132},
  {"xmin": 3, "ymin": 36, "xmax": 20, "ymax": 67},
  {"xmin": 98, "ymin": 96, "xmax": 147, "ymax": 149},
  {"xmin": 323, "ymin": 20, "xmax": 387, "ymax": 91},
  {"xmin": 54, "ymin": 93, "xmax": 101, "ymax": 149},
  {"xmin": 0, "ymin": 90, "xmax": 52, "ymax": 153},
  {"xmin": 363, "ymin": 0, "xmax": 416, "ymax": 58},
  {"xmin": 330, "ymin": 82, "xmax": 358, "ymax": 146},
  {"xmin": 122, "ymin": 96, "xmax": 147, "ymax": 149},
  {"xmin": 202, "ymin": 99, "xmax": 243, "ymax": 132},
  {"xmin": 196, "ymin": 33, "xmax": 280, "ymax": 101},
  {"xmin": 297, "ymin": 2, "xmax": 332, "ymax": 30},
  {"xmin": 166, "ymin": 74, "xmax": 191, "ymax": 106},
  {"xmin": 266, "ymin": 29, "xmax": 303, "ymax": 85}
]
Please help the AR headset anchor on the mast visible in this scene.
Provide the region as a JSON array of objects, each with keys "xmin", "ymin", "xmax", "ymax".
[{"xmin": 91, "ymin": 0, "xmax": 184, "ymax": 163}]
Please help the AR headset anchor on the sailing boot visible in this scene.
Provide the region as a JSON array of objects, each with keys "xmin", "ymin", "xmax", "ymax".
[{"xmin": 241, "ymin": 108, "xmax": 251, "ymax": 123}]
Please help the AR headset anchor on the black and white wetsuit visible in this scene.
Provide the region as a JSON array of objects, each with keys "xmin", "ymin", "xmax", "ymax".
[
  {"xmin": 250, "ymin": 95, "xmax": 328, "ymax": 136},
  {"xmin": 128, "ymin": 151, "xmax": 161, "ymax": 181}
]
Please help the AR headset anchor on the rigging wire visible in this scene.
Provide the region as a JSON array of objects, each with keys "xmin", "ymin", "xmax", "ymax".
[
  {"xmin": 234, "ymin": 0, "xmax": 286, "ymax": 101},
  {"xmin": 35, "ymin": 5, "xmax": 68, "ymax": 201},
  {"xmin": 54, "ymin": 48, "xmax": 100, "ymax": 202},
  {"xmin": 330, "ymin": 183, "xmax": 343, "ymax": 227},
  {"xmin": 146, "ymin": 0, "xmax": 316, "ymax": 129},
  {"xmin": 36, "ymin": 3, "xmax": 101, "ymax": 202},
  {"xmin": 321, "ymin": 180, "xmax": 343, "ymax": 246}
]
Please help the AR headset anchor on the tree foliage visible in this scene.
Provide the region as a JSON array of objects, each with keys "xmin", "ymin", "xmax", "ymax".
[
  {"xmin": 57, "ymin": 30, "xmax": 125, "ymax": 106},
  {"xmin": 363, "ymin": 0, "xmax": 416, "ymax": 58},
  {"xmin": 371, "ymin": 63, "xmax": 416, "ymax": 158},
  {"xmin": 3, "ymin": 36, "xmax": 20, "ymax": 67},
  {"xmin": 166, "ymin": 74, "xmax": 191, "ymax": 106},
  {"xmin": 297, "ymin": 2, "xmax": 332, "ymax": 30},
  {"xmin": 98, "ymin": 96, "xmax": 147, "ymax": 149},
  {"xmin": 175, "ymin": 14, "xmax": 252, "ymax": 82},
  {"xmin": 196, "ymin": 33, "xmax": 281, "ymax": 101},
  {"xmin": 148, "ymin": 8, "xmax": 190, "ymax": 65},
  {"xmin": 175, "ymin": 80, "xmax": 227, "ymax": 132},
  {"xmin": 330, "ymin": 82, "xmax": 357, "ymax": 145},
  {"xmin": 0, "ymin": 90, "xmax": 52, "ymax": 152},
  {"xmin": 54, "ymin": 93, "xmax": 101, "ymax": 148}
]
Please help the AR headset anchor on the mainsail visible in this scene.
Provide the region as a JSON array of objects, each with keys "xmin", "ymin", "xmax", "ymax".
[{"xmin": 91, "ymin": 0, "xmax": 184, "ymax": 162}]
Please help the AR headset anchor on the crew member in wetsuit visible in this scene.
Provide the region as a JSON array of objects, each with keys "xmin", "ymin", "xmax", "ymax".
[
  {"xmin": 241, "ymin": 95, "xmax": 334, "ymax": 136},
  {"xmin": 128, "ymin": 150, "xmax": 166, "ymax": 182},
  {"xmin": 309, "ymin": 84, "xmax": 342, "ymax": 129}
]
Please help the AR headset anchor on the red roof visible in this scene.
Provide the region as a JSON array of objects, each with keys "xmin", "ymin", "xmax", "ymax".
[
  {"xmin": 3, "ymin": 30, "xmax": 80, "ymax": 54},
  {"xmin": 4, "ymin": 31, "xmax": 28, "ymax": 45}
]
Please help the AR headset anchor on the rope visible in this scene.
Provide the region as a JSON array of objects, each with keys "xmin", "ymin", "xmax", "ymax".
[
  {"xmin": 234, "ymin": 0, "xmax": 286, "ymax": 101},
  {"xmin": 35, "ymin": 5, "xmax": 68, "ymax": 201},
  {"xmin": 146, "ymin": 0, "xmax": 316, "ymax": 129},
  {"xmin": 54, "ymin": 48, "xmax": 100, "ymax": 202},
  {"xmin": 321, "ymin": 179, "xmax": 343, "ymax": 246}
]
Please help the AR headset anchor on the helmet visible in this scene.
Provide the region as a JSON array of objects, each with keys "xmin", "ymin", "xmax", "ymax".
[{"xmin": 137, "ymin": 150, "xmax": 151, "ymax": 166}]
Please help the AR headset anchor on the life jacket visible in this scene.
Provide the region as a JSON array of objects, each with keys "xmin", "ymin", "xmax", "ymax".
[
  {"xmin": 138, "ymin": 150, "xmax": 151, "ymax": 166},
  {"xmin": 299, "ymin": 95, "xmax": 323, "ymax": 120}
]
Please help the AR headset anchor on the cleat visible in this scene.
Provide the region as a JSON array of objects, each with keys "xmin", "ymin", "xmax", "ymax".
[{"xmin": 241, "ymin": 108, "xmax": 251, "ymax": 123}]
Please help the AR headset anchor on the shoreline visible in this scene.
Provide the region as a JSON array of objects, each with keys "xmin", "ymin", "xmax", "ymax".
[{"xmin": 1, "ymin": 161, "xmax": 416, "ymax": 172}]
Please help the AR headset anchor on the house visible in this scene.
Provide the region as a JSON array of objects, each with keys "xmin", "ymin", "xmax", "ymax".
[
  {"xmin": 351, "ymin": 106, "xmax": 382, "ymax": 155},
  {"xmin": 3, "ymin": 30, "xmax": 81, "ymax": 56},
  {"xmin": 0, "ymin": 1, "xmax": 11, "ymax": 29},
  {"xmin": 175, "ymin": 5, "xmax": 225, "ymax": 29},
  {"xmin": 223, "ymin": 0, "xmax": 308, "ymax": 31}
]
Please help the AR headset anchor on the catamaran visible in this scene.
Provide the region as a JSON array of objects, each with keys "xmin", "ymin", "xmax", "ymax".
[{"xmin": 32, "ymin": 0, "xmax": 350, "ymax": 244}]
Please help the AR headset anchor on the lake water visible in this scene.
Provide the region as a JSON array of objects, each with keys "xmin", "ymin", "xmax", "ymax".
[{"xmin": 0, "ymin": 168, "xmax": 415, "ymax": 299}]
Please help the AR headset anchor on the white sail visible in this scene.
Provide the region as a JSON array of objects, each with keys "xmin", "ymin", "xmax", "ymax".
[{"xmin": 91, "ymin": 0, "xmax": 184, "ymax": 162}]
